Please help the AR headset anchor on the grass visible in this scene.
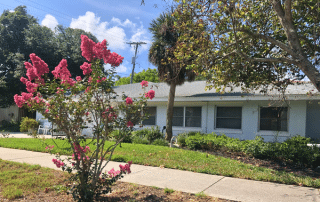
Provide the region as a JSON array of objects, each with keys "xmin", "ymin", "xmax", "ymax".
[
  {"xmin": 164, "ymin": 188, "xmax": 175, "ymax": 194},
  {"xmin": 0, "ymin": 158, "xmax": 69, "ymax": 199},
  {"xmin": 1, "ymin": 138, "xmax": 320, "ymax": 188},
  {"xmin": 195, "ymin": 191, "xmax": 207, "ymax": 198}
]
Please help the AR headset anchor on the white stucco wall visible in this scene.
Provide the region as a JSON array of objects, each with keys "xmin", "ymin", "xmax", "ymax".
[
  {"xmin": 147, "ymin": 100, "xmax": 307, "ymax": 142},
  {"xmin": 37, "ymin": 99, "xmax": 308, "ymax": 142}
]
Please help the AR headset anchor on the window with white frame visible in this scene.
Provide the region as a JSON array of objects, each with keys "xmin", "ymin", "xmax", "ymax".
[
  {"xmin": 260, "ymin": 107, "xmax": 288, "ymax": 131},
  {"xmin": 172, "ymin": 107, "xmax": 202, "ymax": 127},
  {"xmin": 142, "ymin": 107, "xmax": 156, "ymax": 125},
  {"xmin": 216, "ymin": 107, "xmax": 242, "ymax": 129}
]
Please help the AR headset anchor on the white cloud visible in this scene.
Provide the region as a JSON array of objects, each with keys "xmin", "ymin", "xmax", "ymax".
[
  {"xmin": 70, "ymin": 12, "xmax": 126, "ymax": 50},
  {"xmin": 104, "ymin": 60, "xmax": 129, "ymax": 74},
  {"xmin": 41, "ymin": 14, "xmax": 59, "ymax": 31},
  {"xmin": 111, "ymin": 17, "xmax": 135, "ymax": 28},
  {"xmin": 129, "ymin": 23, "xmax": 151, "ymax": 54},
  {"xmin": 9, "ymin": 10, "xmax": 14, "ymax": 13}
]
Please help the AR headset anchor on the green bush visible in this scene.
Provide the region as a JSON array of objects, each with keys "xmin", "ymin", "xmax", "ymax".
[
  {"xmin": 145, "ymin": 126, "xmax": 163, "ymax": 144},
  {"xmin": 177, "ymin": 133, "xmax": 188, "ymax": 147},
  {"xmin": 132, "ymin": 136, "xmax": 149, "ymax": 145},
  {"xmin": 20, "ymin": 117, "xmax": 39, "ymax": 132},
  {"xmin": 132, "ymin": 126, "xmax": 163, "ymax": 144},
  {"xmin": 110, "ymin": 129, "xmax": 132, "ymax": 143},
  {"xmin": 151, "ymin": 138, "xmax": 168, "ymax": 146}
]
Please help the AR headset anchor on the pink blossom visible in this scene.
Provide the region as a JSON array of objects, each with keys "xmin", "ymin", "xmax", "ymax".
[
  {"xmin": 140, "ymin": 80, "xmax": 148, "ymax": 87},
  {"xmin": 85, "ymin": 112, "xmax": 89, "ymax": 116},
  {"xmin": 126, "ymin": 97, "xmax": 133, "ymax": 105},
  {"xmin": 52, "ymin": 159, "xmax": 64, "ymax": 168},
  {"xmin": 119, "ymin": 161, "xmax": 132, "ymax": 174},
  {"xmin": 14, "ymin": 94, "xmax": 24, "ymax": 108},
  {"xmin": 108, "ymin": 168, "xmax": 120, "ymax": 178},
  {"xmin": 80, "ymin": 35, "xmax": 124, "ymax": 66},
  {"xmin": 101, "ymin": 77, "xmax": 106, "ymax": 81},
  {"xmin": 88, "ymin": 77, "xmax": 93, "ymax": 83},
  {"xmin": 145, "ymin": 90, "xmax": 155, "ymax": 100},
  {"xmin": 25, "ymin": 81, "xmax": 38, "ymax": 93},
  {"xmin": 24, "ymin": 53, "xmax": 49, "ymax": 83},
  {"xmin": 85, "ymin": 86, "xmax": 91, "ymax": 93},
  {"xmin": 127, "ymin": 121, "xmax": 134, "ymax": 127},
  {"xmin": 80, "ymin": 35, "xmax": 96, "ymax": 62},
  {"xmin": 20, "ymin": 77, "xmax": 28, "ymax": 84},
  {"xmin": 52, "ymin": 59, "xmax": 75, "ymax": 87},
  {"xmin": 76, "ymin": 76, "xmax": 82, "ymax": 81},
  {"xmin": 80, "ymin": 62, "xmax": 92, "ymax": 75}
]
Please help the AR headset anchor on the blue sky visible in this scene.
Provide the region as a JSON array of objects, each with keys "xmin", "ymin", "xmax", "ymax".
[{"xmin": 0, "ymin": 0, "xmax": 175, "ymax": 78}]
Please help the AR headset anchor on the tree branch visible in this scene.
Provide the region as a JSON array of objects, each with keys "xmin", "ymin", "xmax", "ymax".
[{"xmin": 236, "ymin": 50, "xmax": 299, "ymax": 65}]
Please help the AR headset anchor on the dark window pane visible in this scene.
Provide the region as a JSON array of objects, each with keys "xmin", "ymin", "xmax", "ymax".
[
  {"xmin": 185, "ymin": 117, "xmax": 201, "ymax": 127},
  {"xmin": 216, "ymin": 118, "xmax": 241, "ymax": 129},
  {"xmin": 173, "ymin": 107, "xmax": 184, "ymax": 116},
  {"xmin": 172, "ymin": 117, "xmax": 183, "ymax": 126},
  {"xmin": 217, "ymin": 107, "xmax": 242, "ymax": 118},
  {"xmin": 185, "ymin": 107, "xmax": 201, "ymax": 127},
  {"xmin": 142, "ymin": 107, "xmax": 156, "ymax": 125},
  {"xmin": 260, "ymin": 107, "xmax": 288, "ymax": 131},
  {"xmin": 185, "ymin": 107, "xmax": 201, "ymax": 117}
]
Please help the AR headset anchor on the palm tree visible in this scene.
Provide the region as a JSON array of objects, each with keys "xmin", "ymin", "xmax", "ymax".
[{"xmin": 148, "ymin": 12, "xmax": 196, "ymax": 142}]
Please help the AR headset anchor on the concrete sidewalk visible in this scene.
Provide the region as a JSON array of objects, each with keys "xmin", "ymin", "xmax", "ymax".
[{"xmin": 0, "ymin": 147, "xmax": 319, "ymax": 202}]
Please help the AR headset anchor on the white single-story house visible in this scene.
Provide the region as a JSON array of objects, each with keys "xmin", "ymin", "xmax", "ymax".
[{"xmin": 37, "ymin": 81, "xmax": 320, "ymax": 142}]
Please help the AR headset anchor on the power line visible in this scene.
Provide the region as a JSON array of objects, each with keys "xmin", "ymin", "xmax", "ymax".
[{"xmin": 127, "ymin": 42, "xmax": 147, "ymax": 84}]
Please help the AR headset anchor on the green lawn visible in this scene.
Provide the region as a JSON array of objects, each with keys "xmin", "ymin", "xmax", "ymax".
[
  {"xmin": 0, "ymin": 138, "xmax": 319, "ymax": 188},
  {"xmin": 0, "ymin": 159, "xmax": 69, "ymax": 199}
]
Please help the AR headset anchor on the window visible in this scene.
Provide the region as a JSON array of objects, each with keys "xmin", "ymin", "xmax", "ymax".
[
  {"xmin": 142, "ymin": 107, "xmax": 156, "ymax": 125},
  {"xmin": 260, "ymin": 107, "xmax": 288, "ymax": 131},
  {"xmin": 216, "ymin": 107, "xmax": 242, "ymax": 129},
  {"xmin": 172, "ymin": 107, "xmax": 202, "ymax": 127}
]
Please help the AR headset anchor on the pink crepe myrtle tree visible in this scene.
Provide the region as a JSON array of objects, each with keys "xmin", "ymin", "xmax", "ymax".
[{"xmin": 14, "ymin": 35, "xmax": 155, "ymax": 202}]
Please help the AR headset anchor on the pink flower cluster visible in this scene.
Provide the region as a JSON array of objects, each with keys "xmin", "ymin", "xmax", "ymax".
[
  {"xmin": 127, "ymin": 121, "xmax": 134, "ymax": 128},
  {"xmin": 102, "ymin": 107, "xmax": 117, "ymax": 121},
  {"xmin": 45, "ymin": 145, "xmax": 54, "ymax": 150},
  {"xmin": 20, "ymin": 77, "xmax": 38, "ymax": 93},
  {"xmin": 52, "ymin": 59, "xmax": 75, "ymax": 86},
  {"xmin": 108, "ymin": 168, "xmax": 121, "ymax": 178},
  {"xmin": 24, "ymin": 53, "xmax": 49, "ymax": 84},
  {"xmin": 52, "ymin": 159, "xmax": 64, "ymax": 168},
  {"xmin": 72, "ymin": 143, "xmax": 90, "ymax": 161},
  {"xmin": 140, "ymin": 80, "xmax": 148, "ymax": 87},
  {"xmin": 107, "ymin": 161, "xmax": 132, "ymax": 178},
  {"xmin": 119, "ymin": 161, "xmax": 132, "ymax": 174},
  {"xmin": 126, "ymin": 97, "xmax": 133, "ymax": 105},
  {"xmin": 80, "ymin": 35, "xmax": 124, "ymax": 66},
  {"xmin": 145, "ymin": 90, "xmax": 155, "ymax": 100},
  {"xmin": 80, "ymin": 62, "xmax": 92, "ymax": 75}
]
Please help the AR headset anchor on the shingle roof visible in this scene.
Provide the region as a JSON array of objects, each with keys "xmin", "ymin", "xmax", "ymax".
[{"xmin": 113, "ymin": 81, "xmax": 319, "ymax": 100}]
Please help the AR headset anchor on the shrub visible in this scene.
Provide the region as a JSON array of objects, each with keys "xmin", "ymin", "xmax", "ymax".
[
  {"xmin": 20, "ymin": 117, "xmax": 39, "ymax": 132},
  {"xmin": 177, "ymin": 133, "xmax": 187, "ymax": 147},
  {"xmin": 110, "ymin": 129, "xmax": 132, "ymax": 143},
  {"xmin": 145, "ymin": 126, "xmax": 163, "ymax": 144},
  {"xmin": 152, "ymin": 138, "xmax": 168, "ymax": 146},
  {"xmin": 132, "ymin": 136, "xmax": 149, "ymax": 145}
]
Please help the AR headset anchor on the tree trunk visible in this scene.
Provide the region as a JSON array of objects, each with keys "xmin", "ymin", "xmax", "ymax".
[{"xmin": 165, "ymin": 82, "xmax": 177, "ymax": 142}]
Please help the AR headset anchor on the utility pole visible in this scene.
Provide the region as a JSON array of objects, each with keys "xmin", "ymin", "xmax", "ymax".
[{"xmin": 127, "ymin": 42, "xmax": 147, "ymax": 84}]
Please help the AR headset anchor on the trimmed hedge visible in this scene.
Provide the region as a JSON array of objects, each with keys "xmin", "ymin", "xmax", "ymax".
[{"xmin": 179, "ymin": 132, "xmax": 320, "ymax": 168}]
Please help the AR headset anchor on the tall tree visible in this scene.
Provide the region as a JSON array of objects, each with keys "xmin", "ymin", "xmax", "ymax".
[
  {"xmin": 173, "ymin": 0, "xmax": 320, "ymax": 93},
  {"xmin": 115, "ymin": 68, "xmax": 160, "ymax": 86},
  {"xmin": 149, "ymin": 11, "xmax": 205, "ymax": 141},
  {"xmin": 54, "ymin": 25, "xmax": 99, "ymax": 78},
  {"xmin": 0, "ymin": 6, "xmax": 99, "ymax": 107},
  {"xmin": 0, "ymin": 6, "xmax": 37, "ymax": 108}
]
